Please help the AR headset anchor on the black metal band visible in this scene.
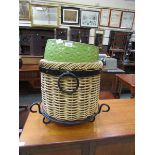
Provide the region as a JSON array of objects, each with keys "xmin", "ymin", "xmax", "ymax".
[{"xmin": 39, "ymin": 66, "xmax": 100, "ymax": 77}]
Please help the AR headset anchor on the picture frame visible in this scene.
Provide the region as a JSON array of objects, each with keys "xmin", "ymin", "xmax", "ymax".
[
  {"xmin": 31, "ymin": 4, "xmax": 59, "ymax": 27},
  {"xmin": 109, "ymin": 9, "xmax": 122, "ymax": 28},
  {"xmin": 61, "ymin": 7, "xmax": 80, "ymax": 25},
  {"xmin": 19, "ymin": 1, "xmax": 30, "ymax": 20},
  {"xmin": 120, "ymin": 11, "xmax": 135, "ymax": 29},
  {"xmin": 99, "ymin": 8, "xmax": 110, "ymax": 27},
  {"xmin": 81, "ymin": 10, "xmax": 99, "ymax": 28}
]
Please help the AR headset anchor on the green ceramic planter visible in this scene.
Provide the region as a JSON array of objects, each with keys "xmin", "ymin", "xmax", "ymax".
[{"xmin": 44, "ymin": 39, "xmax": 99, "ymax": 63}]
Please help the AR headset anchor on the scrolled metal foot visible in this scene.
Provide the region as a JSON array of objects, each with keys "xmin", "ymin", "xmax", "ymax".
[
  {"xmin": 43, "ymin": 117, "xmax": 51, "ymax": 124},
  {"xmin": 89, "ymin": 116, "xmax": 96, "ymax": 122},
  {"xmin": 97, "ymin": 103, "xmax": 110, "ymax": 114},
  {"xmin": 30, "ymin": 102, "xmax": 42, "ymax": 114}
]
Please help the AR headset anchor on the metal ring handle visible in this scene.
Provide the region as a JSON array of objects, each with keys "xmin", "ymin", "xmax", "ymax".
[{"xmin": 58, "ymin": 71, "xmax": 79, "ymax": 95}]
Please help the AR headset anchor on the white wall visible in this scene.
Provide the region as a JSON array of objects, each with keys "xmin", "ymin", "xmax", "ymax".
[
  {"xmin": 32, "ymin": 0, "xmax": 135, "ymax": 10},
  {"xmin": 58, "ymin": 0, "xmax": 135, "ymax": 10}
]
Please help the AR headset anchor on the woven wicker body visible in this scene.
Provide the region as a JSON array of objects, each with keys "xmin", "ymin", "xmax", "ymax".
[{"xmin": 40, "ymin": 59, "xmax": 103, "ymax": 122}]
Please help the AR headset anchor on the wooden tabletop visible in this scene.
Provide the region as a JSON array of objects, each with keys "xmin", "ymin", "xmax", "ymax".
[
  {"xmin": 19, "ymin": 99, "xmax": 135, "ymax": 147},
  {"xmin": 122, "ymin": 62, "xmax": 135, "ymax": 66},
  {"xmin": 19, "ymin": 64, "xmax": 39, "ymax": 72},
  {"xmin": 109, "ymin": 49, "xmax": 125, "ymax": 52},
  {"xmin": 116, "ymin": 74, "xmax": 135, "ymax": 87}
]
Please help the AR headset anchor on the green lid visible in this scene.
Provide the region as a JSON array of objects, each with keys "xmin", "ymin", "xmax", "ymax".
[{"xmin": 44, "ymin": 39, "xmax": 99, "ymax": 63}]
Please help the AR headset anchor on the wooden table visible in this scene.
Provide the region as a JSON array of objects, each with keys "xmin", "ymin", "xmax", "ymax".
[
  {"xmin": 114, "ymin": 74, "xmax": 135, "ymax": 98},
  {"xmin": 19, "ymin": 99, "xmax": 135, "ymax": 155}
]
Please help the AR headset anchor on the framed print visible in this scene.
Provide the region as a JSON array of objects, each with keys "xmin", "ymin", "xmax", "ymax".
[
  {"xmin": 61, "ymin": 7, "xmax": 80, "ymax": 25},
  {"xmin": 109, "ymin": 9, "xmax": 122, "ymax": 28},
  {"xmin": 81, "ymin": 10, "xmax": 99, "ymax": 28},
  {"xmin": 120, "ymin": 11, "xmax": 135, "ymax": 29},
  {"xmin": 19, "ymin": 1, "xmax": 30, "ymax": 20},
  {"xmin": 31, "ymin": 4, "xmax": 59, "ymax": 27},
  {"xmin": 99, "ymin": 8, "xmax": 110, "ymax": 27}
]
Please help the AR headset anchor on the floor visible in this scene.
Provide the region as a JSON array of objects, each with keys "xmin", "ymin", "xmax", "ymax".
[{"xmin": 19, "ymin": 92, "xmax": 131, "ymax": 106}]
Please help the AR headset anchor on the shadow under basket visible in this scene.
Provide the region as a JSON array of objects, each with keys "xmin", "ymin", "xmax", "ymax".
[{"xmin": 30, "ymin": 59, "xmax": 110, "ymax": 125}]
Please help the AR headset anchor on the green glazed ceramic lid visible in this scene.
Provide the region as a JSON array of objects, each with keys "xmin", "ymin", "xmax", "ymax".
[{"xmin": 44, "ymin": 39, "xmax": 99, "ymax": 63}]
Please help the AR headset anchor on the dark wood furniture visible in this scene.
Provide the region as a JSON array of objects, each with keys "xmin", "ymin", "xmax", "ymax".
[
  {"xmin": 19, "ymin": 99, "xmax": 135, "ymax": 155},
  {"xmin": 118, "ymin": 62, "xmax": 135, "ymax": 74},
  {"xmin": 56, "ymin": 28, "xmax": 68, "ymax": 40},
  {"xmin": 70, "ymin": 27, "xmax": 90, "ymax": 44},
  {"xmin": 19, "ymin": 27, "xmax": 68, "ymax": 56},
  {"xmin": 108, "ymin": 31, "xmax": 135, "ymax": 74},
  {"xmin": 99, "ymin": 91, "xmax": 115, "ymax": 99},
  {"xmin": 20, "ymin": 27, "xmax": 54, "ymax": 56},
  {"xmin": 95, "ymin": 33, "xmax": 103, "ymax": 53},
  {"xmin": 113, "ymin": 74, "xmax": 135, "ymax": 98},
  {"xmin": 19, "ymin": 64, "xmax": 40, "ymax": 91},
  {"xmin": 108, "ymin": 31, "xmax": 130, "ymax": 62},
  {"xmin": 109, "ymin": 31, "xmax": 129, "ymax": 50},
  {"xmin": 100, "ymin": 68, "xmax": 125, "ymax": 91},
  {"xmin": 108, "ymin": 48, "xmax": 125, "ymax": 62}
]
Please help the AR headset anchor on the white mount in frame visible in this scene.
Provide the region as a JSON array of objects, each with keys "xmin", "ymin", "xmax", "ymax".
[
  {"xmin": 109, "ymin": 9, "xmax": 122, "ymax": 28},
  {"xmin": 81, "ymin": 10, "xmax": 99, "ymax": 28},
  {"xmin": 31, "ymin": 5, "xmax": 59, "ymax": 27},
  {"xmin": 99, "ymin": 8, "xmax": 110, "ymax": 27},
  {"xmin": 120, "ymin": 11, "xmax": 135, "ymax": 29}
]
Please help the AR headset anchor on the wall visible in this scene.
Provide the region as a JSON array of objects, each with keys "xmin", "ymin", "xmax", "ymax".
[
  {"xmin": 20, "ymin": 0, "xmax": 135, "ymax": 50},
  {"xmin": 32, "ymin": 0, "xmax": 135, "ymax": 10}
]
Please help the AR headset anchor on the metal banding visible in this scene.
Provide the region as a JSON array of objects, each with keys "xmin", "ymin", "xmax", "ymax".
[{"xmin": 39, "ymin": 66, "xmax": 100, "ymax": 77}]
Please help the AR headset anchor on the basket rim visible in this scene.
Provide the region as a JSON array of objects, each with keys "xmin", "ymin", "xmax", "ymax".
[{"xmin": 40, "ymin": 59, "xmax": 103, "ymax": 71}]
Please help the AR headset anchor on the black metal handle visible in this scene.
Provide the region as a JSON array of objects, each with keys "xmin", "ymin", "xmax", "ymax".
[{"xmin": 58, "ymin": 71, "xmax": 79, "ymax": 95}]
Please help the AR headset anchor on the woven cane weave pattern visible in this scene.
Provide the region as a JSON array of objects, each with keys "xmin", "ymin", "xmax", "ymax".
[
  {"xmin": 40, "ymin": 59, "xmax": 102, "ymax": 121},
  {"xmin": 40, "ymin": 59, "xmax": 103, "ymax": 71}
]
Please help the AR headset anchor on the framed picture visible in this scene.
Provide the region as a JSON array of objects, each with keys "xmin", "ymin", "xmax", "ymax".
[
  {"xmin": 99, "ymin": 8, "xmax": 110, "ymax": 27},
  {"xmin": 61, "ymin": 7, "xmax": 80, "ymax": 25},
  {"xmin": 81, "ymin": 10, "xmax": 99, "ymax": 28},
  {"xmin": 120, "ymin": 11, "xmax": 135, "ymax": 29},
  {"xmin": 109, "ymin": 9, "xmax": 122, "ymax": 28},
  {"xmin": 31, "ymin": 4, "xmax": 59, "ymax": 27},
  {"xmin": 19, "ymin": 1, "xmax": 30, "ymax": 20}
]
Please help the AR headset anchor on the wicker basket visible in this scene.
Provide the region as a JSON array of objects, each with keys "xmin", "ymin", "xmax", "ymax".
[{"xmin": 38, "ymin": 59, "xmax": 103, "ymax": 124}]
